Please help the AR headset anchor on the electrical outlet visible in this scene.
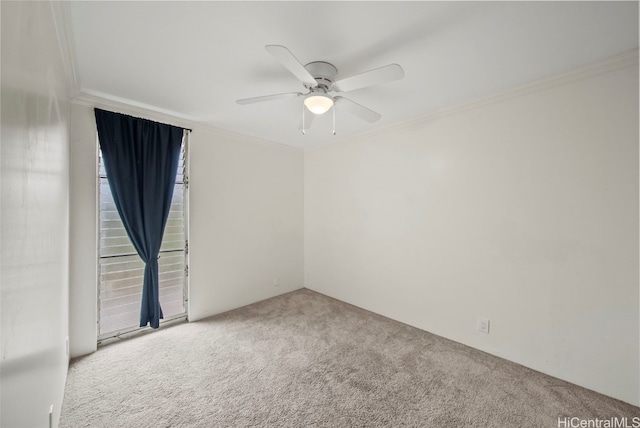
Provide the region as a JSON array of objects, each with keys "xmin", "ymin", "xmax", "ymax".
[
  {"xmin": 273, "ymin": 277, "xmax": 279, "ymax": 287},
  {"xmin": 477, "ymin": 317, "xmax": 490, "ymax": 334}
]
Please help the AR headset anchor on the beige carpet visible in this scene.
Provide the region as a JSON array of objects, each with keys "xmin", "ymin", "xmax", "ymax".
[{"xmin": 60, "ymin": 289, "xmax": 639, "ymax": 427}]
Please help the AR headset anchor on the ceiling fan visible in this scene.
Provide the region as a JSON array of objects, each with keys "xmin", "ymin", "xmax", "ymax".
[{"xmin": 236, "ymin": 45, "xmax": 404, "ymax": 133}]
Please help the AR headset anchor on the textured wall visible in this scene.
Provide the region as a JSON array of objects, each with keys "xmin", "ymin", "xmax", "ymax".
[
  {"xmin": 68, "ymin": 104, "xmax": 304, "ymax": 350},
  {"xmin": 305, "ymin": 57, "xmax": 639, "ymax": 405},
  {"xmin": 1, "ymin": 1, "xmax": 71, "ymax": 427},
  {"xmin": 68, "ymin": 102, "xmax": 98, "ymax": 358},
  {"xmin": 188, "ymin": 128, "xmax": 304, "ymax": 321}
]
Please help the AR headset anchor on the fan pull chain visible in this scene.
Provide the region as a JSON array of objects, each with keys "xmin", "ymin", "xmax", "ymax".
[
  {"xmin": 301, "ymin": 104, "xmax": 306, "ymax": 135},
  {"xmin": 332, "ymin": 105, "xmax": 336, "ymax": 135}
]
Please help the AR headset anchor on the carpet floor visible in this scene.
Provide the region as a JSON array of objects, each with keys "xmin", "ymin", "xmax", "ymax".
[{"xmin": 60, "ymin": 289, "xmax": 640, "ymax": 427}]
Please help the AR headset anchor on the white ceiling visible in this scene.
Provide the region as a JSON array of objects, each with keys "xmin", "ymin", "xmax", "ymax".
[{"xmin": 68, "ymin": 1, "xmax": 638, "ymax": 148}]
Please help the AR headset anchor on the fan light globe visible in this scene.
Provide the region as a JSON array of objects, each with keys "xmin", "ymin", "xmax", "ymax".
[{"xmin": 304, "ymin": 94, "xmax": 334, "ymax": 114}]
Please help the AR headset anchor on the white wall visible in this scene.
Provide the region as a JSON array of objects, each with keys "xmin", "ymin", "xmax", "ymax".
[
  {"xmin": 68, "ymin": 102, "xmax": 98, "ymax": 358},
  {"xmin": 1, "ymin": 2, "xmax": 71, "ymax": 427},
  {"xmin": 188, "ymin": 128, "xmax": 304, "ymax": 320},
  {"xmin": 305, "ymin": 54, "xmax": 639, "ymax": 405},
  {"xmin": 68, "ymin": 102, "xmax": 304, "ymax": 351}
]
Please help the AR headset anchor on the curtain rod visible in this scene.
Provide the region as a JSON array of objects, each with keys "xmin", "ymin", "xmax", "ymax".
[{"xmin": 94, "ymin": 108, "xmax": 193, "ymax": 133}]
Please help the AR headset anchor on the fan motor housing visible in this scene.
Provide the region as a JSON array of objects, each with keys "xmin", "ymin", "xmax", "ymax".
[{"xmin": 304, "ymin": 61, "xmax": 338, "ymax": 89}]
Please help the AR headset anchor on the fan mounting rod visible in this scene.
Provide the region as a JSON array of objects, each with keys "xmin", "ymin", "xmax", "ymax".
[{"xmin": 303, "ymin": 61, "xmax": 338, "ymax": 90}]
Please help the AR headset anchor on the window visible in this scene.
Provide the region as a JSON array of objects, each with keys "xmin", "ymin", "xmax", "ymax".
[{"xmin": 98, "ymin": 136, "xmax": 188, "ymax": 339}]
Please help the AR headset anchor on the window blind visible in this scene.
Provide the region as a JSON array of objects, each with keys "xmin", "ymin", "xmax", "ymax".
[{"xmin": 98, "ymin": 141, "xmax": 187, "ymax": 338}]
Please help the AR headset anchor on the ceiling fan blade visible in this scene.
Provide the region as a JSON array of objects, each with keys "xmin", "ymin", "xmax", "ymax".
[
  {"xmin": 236, "ymin": 92, "xmax": 302, "ymax": 105},
  {"xmin": 333, "ymin": 64, "xmax": 404, "ymax": 93},
  {"xmin": 265, "ymin": 45, "xmax": 318, "ymax": 88},
  {"xmin": 334, "ymin": 96, "xmax": 381, "ymax": 123}
]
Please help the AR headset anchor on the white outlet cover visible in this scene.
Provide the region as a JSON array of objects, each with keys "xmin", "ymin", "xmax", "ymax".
[{"xmin": 477, "ymin": 317, "xmax": 490, "ymax": 334}]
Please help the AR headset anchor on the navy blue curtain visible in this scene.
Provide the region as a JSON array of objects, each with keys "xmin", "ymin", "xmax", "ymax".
[{"xmin": 95, "ymin": 108, "xmax": 184, "ymax": 329}]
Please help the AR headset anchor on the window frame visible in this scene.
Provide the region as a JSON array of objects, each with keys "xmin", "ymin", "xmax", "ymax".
[{"xmin": 96, "ymin": 131, "xmax": 190, "ymax": 343}]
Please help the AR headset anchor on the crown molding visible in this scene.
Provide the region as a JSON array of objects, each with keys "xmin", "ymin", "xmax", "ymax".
[
  {"xmin": 71, "ymin": 44, "xmax": 637, "ymax": 154},
  {"xmin": 191, "ymin": 122, "xmax": 304, "ymax": 153},
  {"xmin": 50, "ymin": 0, "xmax": 80, "ymax": 99},
  {"xmin": 308, "ymin": 48, "xmax": 639, "ymax": 151},
  {"xmin": 48, "ymin": 0, "xmax": 294, "ymax": 153},
  {"xmin": 73, "ymin": 90, "xmax": 201, "ymax": 130},
  {"xmin": 72, "ymin": 91, "xmax": 302, "ymax": 153}
]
